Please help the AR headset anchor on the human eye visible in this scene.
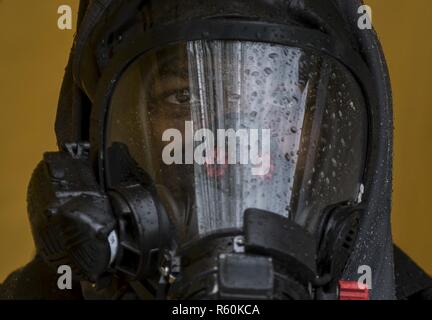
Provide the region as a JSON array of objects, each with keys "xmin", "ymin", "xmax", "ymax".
[{"xmin": 164, "ymin": 88, "xmax": 192, "ymax": 106}]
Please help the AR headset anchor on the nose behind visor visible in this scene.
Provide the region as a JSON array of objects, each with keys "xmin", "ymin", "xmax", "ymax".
[{"xmin": 105, "ymin": 40, "xmax": 367, "ymax": 244}]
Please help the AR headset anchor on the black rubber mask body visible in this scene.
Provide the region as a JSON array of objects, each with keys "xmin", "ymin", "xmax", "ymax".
[{"xmin": 53, "ymin": 0, "xmax": 395, "ymax": 300}]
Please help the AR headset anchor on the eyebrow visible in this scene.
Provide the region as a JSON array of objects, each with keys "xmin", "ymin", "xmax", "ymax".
[{"xmin": 159, "ymin": 63, "xmax": 189, "ymax": 80}]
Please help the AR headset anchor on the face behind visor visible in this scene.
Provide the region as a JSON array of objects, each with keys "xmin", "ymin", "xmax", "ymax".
[{"xmin": 105, "ymin": 40, "xmax": 367, "ymax": 245}]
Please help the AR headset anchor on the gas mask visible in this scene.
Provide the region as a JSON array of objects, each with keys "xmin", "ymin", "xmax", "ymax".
[{"xmin": 28, "ymin": 0, "xmax": 395, "ymax": 300}]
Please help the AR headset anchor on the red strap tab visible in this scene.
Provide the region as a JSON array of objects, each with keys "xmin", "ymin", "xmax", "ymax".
[{"xmin": 338, "ymin": 280, "xmax": 369, "ymax": 300}]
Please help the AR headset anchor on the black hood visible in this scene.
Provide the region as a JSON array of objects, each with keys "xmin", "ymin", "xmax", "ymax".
[{"xmin": 54, "ymin": 0, "xmax": 394, "ymax": 299}]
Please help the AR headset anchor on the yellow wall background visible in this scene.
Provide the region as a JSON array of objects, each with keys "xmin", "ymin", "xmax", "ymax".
[
  {"xmin": 0, "ymin": 0, "xmax": 430, "ymax": 282},
  {"xmin": 0, "ymin": 0, "xmax": 79, "ymax": 281}
]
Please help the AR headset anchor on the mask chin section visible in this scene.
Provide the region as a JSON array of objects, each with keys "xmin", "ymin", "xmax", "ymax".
[
  {"xmin": 165, "ymin": 206, "xmax": 362, "ymax": 300},
  {"xmin": 167, "ymin": 209, "xmax": 321, "ymax": 300}
]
